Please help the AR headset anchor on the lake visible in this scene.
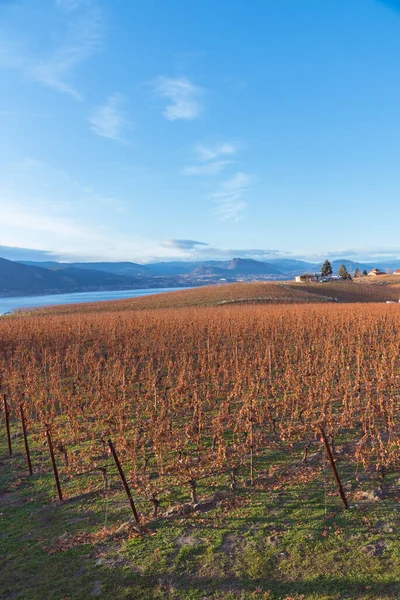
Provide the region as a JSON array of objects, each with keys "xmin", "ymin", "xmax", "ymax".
[{"xmin": 0, "ymin": 287, "xmax": 189, "ymax": 315}]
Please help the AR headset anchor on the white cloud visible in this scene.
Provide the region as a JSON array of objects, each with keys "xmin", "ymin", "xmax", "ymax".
[
  {"xmin": 195, "ymin": 143, "xmax": 237, "ymax": 161},
  {"xmin": 212, "ymin": 172, "xmax": 252, "ymax": 222},
  {"xmin": 0, "ymin": 203, "xmax": 96, "ymax": 240},
  {"xmin": 183, "ymin": 142, "xmax": 237, "ymax": 176},
  {"xmin": 89, "ymin": 93, "xmax": 129, "ymax": 141},
  {"xmin": 155, "ymin": 76, "xmax": 203, "ymax": 120},
  {"xmin": 0, "ymin": 0, "xmax": 105, "ymax": 99},
  {"xmin": 0, "ymin": 159, "xmax": 172, "ymax": 262},
  {"xmin": 162, "ymin": 239, "xmax": 208, "ymax": 250},
  {"xmin": 184, "ymin": 161, "xmax": 231, "ymax": 176}
]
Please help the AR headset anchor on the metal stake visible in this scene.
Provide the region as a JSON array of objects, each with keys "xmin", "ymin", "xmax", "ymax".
[
  {"xmin": 108, "ymin": 439, "xmax": 140, "ymax": 525},
  {"xmin": 3, "ymin": 394, "xmax": 12, "ymax": 456},
  {"xmin": 319, "ymin": 426, "xmax": 349, "ymax": 509},
  {"xmin": 46, "ymin": 427, "xmax": 63, "ymax": 501},
  {"xmin": 20, "ymin": 404, "xmax": 33, "ymax": 475}
]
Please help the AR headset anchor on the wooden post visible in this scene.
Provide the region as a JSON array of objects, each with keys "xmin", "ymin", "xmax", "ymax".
[
  {"xmin": 319, "ymin": 426, "xmax": 349, "ymax": 509},
  {"xmin": 45, "ymin": 427, "xmax": 63, "ymax": 501},
  {"xmin": 108, "ymin": 439, "xmax": 140, "ymax": 525},
  {"xmin": 20, "ymin": 404, "xmax": 33, "ymax": 475},
  {"xmin": 3, "ymin": 394, "xmax": 12, "ymax": 456},
  {"xmin": 188, "ymin": 479, "xmax": 198, "ymax": 504}
]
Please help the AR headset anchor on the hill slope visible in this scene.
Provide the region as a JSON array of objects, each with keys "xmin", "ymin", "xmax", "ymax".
[
  {"xmin": 0, "ymin": 257, "xmax": 77, "ymax": 296},
  {"xmin": 31, "ymin": 280, "xmax": 400, "ymax": 316},
  {"xmin": 227, "ymin": 258, "xmax": 282, "ymax": 275},
  {"xmin": 0, "ymin": 258, "xmax": 151, "ymax": 297},
  {"xmin": 22, "ymin": 261, "xmax": 151, "ymax": 277}
]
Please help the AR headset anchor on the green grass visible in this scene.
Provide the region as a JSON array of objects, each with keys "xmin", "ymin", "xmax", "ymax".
[{"xmin": 1, "ymin": 430, "xmax": 400, "ymax": 600}]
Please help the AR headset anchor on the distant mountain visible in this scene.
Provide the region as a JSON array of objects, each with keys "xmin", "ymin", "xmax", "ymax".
[
  {"xmin": 146, "ymin": 261, "xmax": 207, "ymax": 275},
  {"xmin": 0, "ymin": 258, "xmax": 153, "ymax": 297},
  {"xmin": 4, "ymin": 255, "xmax": 390, "ymax": 299},
  {"xmin": 20, "ymin": 261, "xmax": 62, "ymax": 269},
  {"xmin": 227, "ymin": 258, "xmax": 283, "ymax": 275},
  {"xmin": 267, "ymin": 259, "xmax": 317, "ymax": 275},
  {"xmin": 0, "ymin": 257, "xmax": 77, "ymax": 296},
  {"xmin": 49, "ymin": 266, "xmax": 144, "ymax": 287},
  {"xmin": 21, "ymin": 261, "xmax": 150, "ymax": 277},
  {"xmin": 68, "ymin": 262, "xmax": 151, "ymax": 276},
  {"xmin": 189, "ymin": 265, "xmax": 230, "ymax": 277}
]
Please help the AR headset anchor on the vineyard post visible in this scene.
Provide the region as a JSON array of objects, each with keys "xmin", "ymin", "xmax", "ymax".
[
  {"xmin": 20, "ymin": 404, "xmax": 33, "ymax": 475},
  {"xmin": 3, "ymin": 394, "xmax": 12, "ymax": 456},
  {"xmin": 188, "ymin": 479, "xmax": 198, "ymax": 504},
  {"xmin": 45, "ymin": 427, "xmax": 63, "ymax": 501},
  {"xmin": 150, "ymin": 493, "xmax": 160, "ymax": 518},
  {"xmin": 108, "ymin": 439, "xmax": 141, "ymax": 525},
  {"xmin": 319, "ymin": 426, "xmax": 349, "ymax": 510}
]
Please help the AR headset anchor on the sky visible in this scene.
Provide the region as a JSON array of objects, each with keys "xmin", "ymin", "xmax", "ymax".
[{"xmin": 1, "ymin": 0, "xmax": 400, "ymax": 263}]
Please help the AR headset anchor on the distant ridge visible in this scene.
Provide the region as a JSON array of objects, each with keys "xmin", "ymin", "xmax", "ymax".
[
  {"xmin": 227, "ymin": 258, "xmax": 282, "ymax": 275},
  {"xmin": 22, "ymin": 261, "xmax": 150, "ymax": 277},
  {"xmin": 0, "ymin": 255, "xmax": 390, "ymax": 298},
  {"xmin": 19, "ymin": 257, "xmax": 377, "ymax": 278},
  {"xmin": 0, "ymin": 258, "xmax": 152, "ymax": 297}
]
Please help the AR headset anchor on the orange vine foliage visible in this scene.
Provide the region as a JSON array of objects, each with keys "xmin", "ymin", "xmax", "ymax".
[{"xmin": 1, "ymin": 302, "xmax": 400, "ymax": 503}]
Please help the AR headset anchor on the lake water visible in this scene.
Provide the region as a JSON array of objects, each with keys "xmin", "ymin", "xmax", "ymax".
[{"xmin": 0, "ymin": 287, "xmax": 189, "ymax": 315}]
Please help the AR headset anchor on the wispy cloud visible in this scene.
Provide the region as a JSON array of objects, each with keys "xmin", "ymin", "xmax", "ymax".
[
  {"xmin": 195, "ymin": 143, "xmax": 237, "ymax": 162},
  {"xmin": 89, "ymin": 93, "xmax": 130, "ymax": 141},
  {"xmin": 212, "ymin": 172, "xmax": 252, "ymax": 222},
  {"xmin": 0, "ymin": 0, "xmax": 105, "ymax": 99},
  {"xmin": 184, "ymin": 161, "xmax": 231, "ymax": 176},
  {"xmin": 0, "ymin": 203, "xmax": 95, "ymax": 239},
  {"xmin": 162, "ymin": 239, "xmax": 209, "ymax": 251},
  {"xmin": 184, "ymin": 142, "xmax": 237, "ymax": 176},
  {"xmin": 155, "ymin": 76, "xmax": 203, "ymax": 120}
]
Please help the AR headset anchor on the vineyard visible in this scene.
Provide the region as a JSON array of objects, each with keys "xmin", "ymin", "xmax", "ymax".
[
  {"xmin": 2, "ymin": 298, "xmax": 400, "ymax": 599},
  {"xmin": 28, "ymin": 280, "xmax": 400, "ymax": 316}
]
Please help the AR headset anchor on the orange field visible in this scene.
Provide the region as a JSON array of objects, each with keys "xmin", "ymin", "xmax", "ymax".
[
  {"xmin": 2, "ymin": 299, "xmax": 400, "ymax": 514},
  {"xmin": 26, "ymin": 280, "xmax": 400, "ymax": 317}
]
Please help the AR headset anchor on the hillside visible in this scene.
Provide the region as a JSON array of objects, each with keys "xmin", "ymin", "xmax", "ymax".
[
  {"xmin": 7, "ymin": 255, "xmax": 400, "ymax": 300},
  {"xmin": 22, "ymin": 261, "xmax": 151, "ymax": 277},
  {"xmin": 0, "ymin": 257, "xmax": 78, "ymax": 296},
  {"xmin": 0, "ymin": 257, "xmax": 154, "ymax": 297},
  {"xmin": 19, "ymin": 257, "xmax": 388, "ymax": 280},
  {"xmin": 226, "ymin": 258, "xmax": 282, "ymax": 275},
  {"xmin": 30, "ymin": 280, "xmax": 400, "ymax": 316},
  {"xmin": 49, "ymin": 266, "xmax": 148, "ymax": 288}
]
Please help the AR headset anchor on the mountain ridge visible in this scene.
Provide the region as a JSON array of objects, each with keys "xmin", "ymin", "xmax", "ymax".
[{"xmin": 0, "ymin": 255, "xmax": 395, "ymax": 298}]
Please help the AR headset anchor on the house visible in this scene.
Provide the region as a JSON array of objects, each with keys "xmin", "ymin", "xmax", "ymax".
[
  {"xmin": 394, "ymin": 269, "xmax": 400, "ymax": 275},
  {"xmin": 369, "ymin": 268, "xmax": 385, "ymax": 276},
  {"xmin": 295, "ymin": 273, "xmax": 319, "ymax": 283}
]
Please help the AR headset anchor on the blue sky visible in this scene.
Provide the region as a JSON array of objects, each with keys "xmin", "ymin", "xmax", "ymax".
[{"xmin": 1, "ymin": 0, "xmax": 400, "ymax": 263}]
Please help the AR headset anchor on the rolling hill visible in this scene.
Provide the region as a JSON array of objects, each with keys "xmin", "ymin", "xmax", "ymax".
[
  {"xmin": 22, "ymin": 261, "xmax": 151, "ymax": 277},
  {"xmin": 31, "ymin": 280, "xmax": 400, "ymax": 316},
  {"xmin": 226, "ymin": 258, "xmax": 282, "ymax": 275},
  {"xmin": 0, "ymin": 258, "xmax": 151, "ymax": 297}
]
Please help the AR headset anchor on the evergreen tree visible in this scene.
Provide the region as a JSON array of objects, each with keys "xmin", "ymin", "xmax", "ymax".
[
  {"xmin": 354, "ymin": 268, "xmax": 361, "ymax": 278},
  {"xmin": 362, "ymin": 269, "xmax": 368, "ymax": 276},
  {"xmin": 338, "ymin": 264, "xmax": 350, "ymax": 279},
  {"xmin": 321, "ymin": 259, "xmax": 333, "ymax": 276}
]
